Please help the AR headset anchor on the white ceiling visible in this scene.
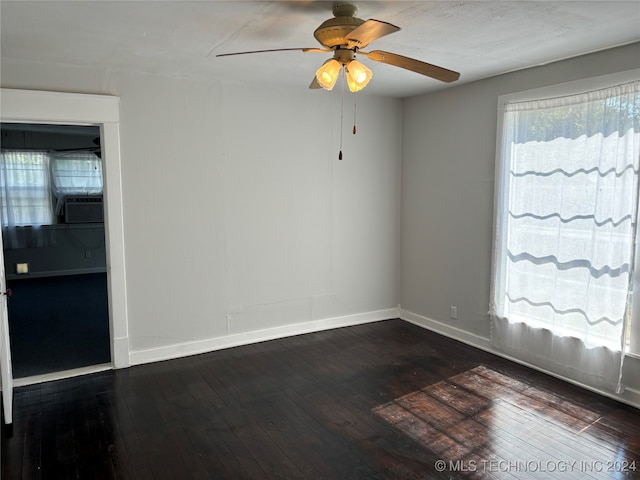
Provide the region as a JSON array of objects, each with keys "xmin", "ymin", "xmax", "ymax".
[{"xmin": 1, "ymin": 1, "xmax": 639, "ymax": 98}]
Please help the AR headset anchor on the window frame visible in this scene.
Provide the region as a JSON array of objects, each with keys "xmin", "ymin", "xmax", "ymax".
[{"xmin": 492, "ymin": 68, "xmax": 640, "ymax": 357}]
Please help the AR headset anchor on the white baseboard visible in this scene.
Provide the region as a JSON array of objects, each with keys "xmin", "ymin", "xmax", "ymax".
[
  {"xmin": 13, "ymin": 363, "xmax": 112, "ymax": 388},
  {"xmin": 399, "ymin": 308, "xmax": 640, "ymax": 410},
  {"xmin": 401, "ymin": 309, "xmax": 492, "ymax": 351},
  {"xmin": 112, "ymin": 336, "xmax": 130, "ymax": 369},
  {"xmin": 128, "ymin": 308, "xmax": 399, "ymax": 366},
  {"xmin": 624, "ymin": 387, "xmax": 640, "ymax": 407}
]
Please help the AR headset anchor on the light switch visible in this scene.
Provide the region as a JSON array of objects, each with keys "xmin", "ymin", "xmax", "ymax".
[{"xmin": 16, "ymin": 263, "xmax": 29, "ymax": 274}]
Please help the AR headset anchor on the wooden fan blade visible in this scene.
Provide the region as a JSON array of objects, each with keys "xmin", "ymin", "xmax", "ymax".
[
  {"xmin": 362, "ymin": 50, "xmax": 460, "ymax": 83},
  {"xmin": 309, "ymin": 76, "xmax": 322, "ymax": 89},
  {"xmin": 345, "ymin": 19, "xmax": 400, "ymax": 49},
  {"xmin": 216, "ymin": 47, "xmax": 328, "ymax": 57}
]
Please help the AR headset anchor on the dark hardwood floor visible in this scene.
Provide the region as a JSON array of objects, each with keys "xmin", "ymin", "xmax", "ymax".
[{"xmin": 2, "ymin": 319, "xmax": 639, "ymax": 479}]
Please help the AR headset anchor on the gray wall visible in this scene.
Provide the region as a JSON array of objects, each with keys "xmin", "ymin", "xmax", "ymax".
[
  {"xmin": 400, "ymin": 42, "xmax": 640, "ymax": 404},
  {"xmin": 1, "ymin": 61, "xmax": 402, "ymax": 360}
]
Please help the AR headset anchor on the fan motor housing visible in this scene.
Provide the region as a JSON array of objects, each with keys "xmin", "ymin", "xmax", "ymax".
[{"xmin": 314, "ymin": 16, "xmax": 365, "ymax": 48}]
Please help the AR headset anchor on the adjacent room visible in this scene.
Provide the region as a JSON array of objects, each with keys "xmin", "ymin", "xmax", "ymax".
[
  {"xmin": 0, "ymin": 123, "xmax": 111, "ymax": 378},
  {"xmin": 1, "ymin": 1, "xmax": 639, "ymax": 478}
]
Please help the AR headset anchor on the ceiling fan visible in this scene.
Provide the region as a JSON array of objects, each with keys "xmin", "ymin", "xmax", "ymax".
[{"xmin": 217, "ymin": 2, "xmax": 460, "ymax": 92}]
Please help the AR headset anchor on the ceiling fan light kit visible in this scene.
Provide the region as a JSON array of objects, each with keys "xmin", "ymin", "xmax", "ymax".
[
  {"xmin": 344, "ymin": 59, "xmax": 372, "ymax": 92},
  {"xmin": 315, "ymin": 53, "xmax": 372, "ymax": 92},
  {"xmin": 316, "ymin": 58, "xmax": 342, "ymax": 90}
]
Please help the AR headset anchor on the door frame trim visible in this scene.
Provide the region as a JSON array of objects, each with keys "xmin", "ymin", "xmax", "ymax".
[{"xmin": 0, "ymin": 88, "xmax": 130, "ymax": 370}]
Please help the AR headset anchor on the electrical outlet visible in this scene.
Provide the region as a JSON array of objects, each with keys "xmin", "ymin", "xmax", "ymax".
[{"xmin": 450, "ymin": 306, "xmax": 458, "ymax": 319}]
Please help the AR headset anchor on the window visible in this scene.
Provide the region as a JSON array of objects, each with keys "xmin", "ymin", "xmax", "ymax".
[
  {"xmin": 0, "ymin": 149, "xmax": 103, "ymax": 226},
  {"xmin": 0, "ymin": 150, "xmax": 53, "ymax": 227},
  {"xmin": 51, "ymin": 151, "xmax": 103, "ymax": 214},
  {"xmin": 490, "ymin": 72, "xmax": 640, "ymax": 392}
]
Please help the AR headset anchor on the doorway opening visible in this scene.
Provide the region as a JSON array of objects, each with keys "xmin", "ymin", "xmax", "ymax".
[{"xmin": 0, "ymin": 123, "xmax": 110, "ymax": 378}]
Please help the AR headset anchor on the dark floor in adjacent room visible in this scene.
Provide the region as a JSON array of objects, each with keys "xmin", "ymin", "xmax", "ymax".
[
  {"xmin": 6, "ymin": 272, "xmax": 111, "ymax": 378},
  {"xmin": 1, "ymin": 319, "xmax": 639, "ymax": 479}
]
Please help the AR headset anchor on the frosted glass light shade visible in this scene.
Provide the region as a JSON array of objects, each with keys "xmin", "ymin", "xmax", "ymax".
[
  {"xmin": 316, "ymin": 59, "xmax": 342, "ymax": 90},
  {"xmin": 345, "ymin": 60, "xmax": 372, "ymax": 92}
]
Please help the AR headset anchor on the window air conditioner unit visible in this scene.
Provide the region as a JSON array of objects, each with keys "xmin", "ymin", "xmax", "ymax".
[{"xmin": 64, "ymin": 195, "xmax": 104, "ymax": 223}]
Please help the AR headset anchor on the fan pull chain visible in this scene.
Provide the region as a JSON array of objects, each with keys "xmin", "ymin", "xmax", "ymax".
[
  {"xmin": 339, "ymin": 66, "xmax": 345, "ymax": 160},
  {"xmin": 353, "ymin": 94, "xmax": 357, "ymax": 135}
]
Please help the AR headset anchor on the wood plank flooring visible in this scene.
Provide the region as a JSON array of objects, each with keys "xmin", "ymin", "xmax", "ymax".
[{"xmin": 2, "ymin": 319, "xmax": 639, "ymax": 479}]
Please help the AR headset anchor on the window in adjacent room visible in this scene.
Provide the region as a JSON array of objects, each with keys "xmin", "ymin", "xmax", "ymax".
[
  {"xmin": 0, "ymin": 121, "xmax": 104, "ymax": 228},
  {"xmin": 0, "ymin": 150, "xmax": 53, "ymax": 227}
]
